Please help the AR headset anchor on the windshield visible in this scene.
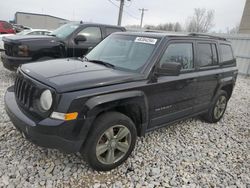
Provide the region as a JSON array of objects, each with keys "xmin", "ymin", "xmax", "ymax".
[
  {"xmin": 50, "ymin": 23, "xmax": 79, "ymax": 39},
  {"xmin": 86, "ymin": 34, "xmax": 159, "ymax": 72}
]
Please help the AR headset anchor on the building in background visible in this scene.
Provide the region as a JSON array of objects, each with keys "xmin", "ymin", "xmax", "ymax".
[
  {"xmin": 239, "ymin": 0, "xmax": 250, "ymax": 33},
  {"xmin": 15, "ymin": 12, "xmax": 68, "ymax": 30}
]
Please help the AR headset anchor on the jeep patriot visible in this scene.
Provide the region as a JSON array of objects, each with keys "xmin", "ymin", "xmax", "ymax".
[{"xmin": 5, "ymin": 32, "xmax": 238, "ymax": 171}]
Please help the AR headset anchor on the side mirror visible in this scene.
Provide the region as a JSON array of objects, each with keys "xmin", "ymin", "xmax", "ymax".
[
  {"xmin": 74, "ymin": 35, "xmax": 87, "ymax": 44},
  {"xmin": 157, "ymin": 62, "xmax": 181, "ymax": 76}
]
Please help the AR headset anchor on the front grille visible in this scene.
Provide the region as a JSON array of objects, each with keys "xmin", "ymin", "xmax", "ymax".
[
  {"xmin": 14, "ymin": 76, "xmax": 37, "ymax": 109},
  {"xmin": 4, "ymin": 43, "xmax": 13, "ymax": 56}
]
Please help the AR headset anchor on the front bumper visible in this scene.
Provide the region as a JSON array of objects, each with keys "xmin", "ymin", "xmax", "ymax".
[
  {"xmin": 1, "ymin": 52, "xmax": 32, "ymax": 71},
  {"xmin": 4, "ymin": 87, "xmax": 83, "ymax": 153}
]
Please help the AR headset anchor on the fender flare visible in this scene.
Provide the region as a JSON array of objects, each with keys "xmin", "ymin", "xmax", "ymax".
[
  {"xmin": 79, "ymin": 91, "xmax": 149, "ymax": 143},
  {"xmin": 214, "ymin": 76, "xmax": 236, "ymax": 99},
  {"xmin": 85, "ymin": 90, "xmax": 145, "ymax": 110}
]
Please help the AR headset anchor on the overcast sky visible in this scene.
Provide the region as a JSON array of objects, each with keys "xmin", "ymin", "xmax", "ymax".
[{"xmin": 0, "ymin": 0, "xmax": 246, "ymax": 32}]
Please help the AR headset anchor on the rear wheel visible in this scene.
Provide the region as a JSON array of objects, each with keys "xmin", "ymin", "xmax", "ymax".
[
  {"xmin": 82, "ymin": 112, "xmax": 137, "ymax": 171},
  {"xmin": 202, "ymin": 90, "xmax": 228, "ymax": 123}
]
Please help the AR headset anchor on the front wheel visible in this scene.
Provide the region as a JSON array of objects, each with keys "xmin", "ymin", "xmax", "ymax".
[
  {"xmin": 202, "ymin": 90, "xmax": 228, "ymax": 123},
  {"xmin": 82, "ymin": 112, "xmax": 137, "ymax": 171}
]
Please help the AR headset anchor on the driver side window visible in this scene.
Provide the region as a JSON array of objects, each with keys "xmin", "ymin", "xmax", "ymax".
[
  {"xmin": 77, "ymin": 27, "xmax": 102, "ymax": 43},
  {"xmin": 160, "ymin": 43, "xmax": 194, "ymax": 70}
]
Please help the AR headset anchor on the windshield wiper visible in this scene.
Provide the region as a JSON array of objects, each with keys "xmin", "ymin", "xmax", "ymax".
[
  {"xmin": 88, "ymin": 59, "xmax": 115, "ymax": 69},
  {"xmin": 82, "ymin": 56, "xmax": 89, "ymax": 62}
]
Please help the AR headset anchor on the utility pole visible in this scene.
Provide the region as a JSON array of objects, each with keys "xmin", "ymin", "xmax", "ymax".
[
  {"xmin": 139, "ymin": 8, "xmax": 148, "ymax": 28},
  {"xmin": 117, "ymin": 0, "xmax": 125, "ymax": 26}
]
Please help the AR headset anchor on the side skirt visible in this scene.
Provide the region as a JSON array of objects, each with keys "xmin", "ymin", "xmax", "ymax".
[{"xmin": 145, "ymin": 110, "xmax": 208, "ymax": 134}]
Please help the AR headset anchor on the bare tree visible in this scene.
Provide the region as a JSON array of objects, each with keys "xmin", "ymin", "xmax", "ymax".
[
  {"xmin": 186, "ymin": 8, "xmax": 215, "ymax": 33},
  {"xmin": 227, "ymin": 24, "xmax": 240, "ymax": 34},
  {"xmin": 143, "ymin": 22, "xmax": 183, "ymax": 32},
  {"xmin": 174, "ymin": 22, "xmax": 182, "ymax": 32}
]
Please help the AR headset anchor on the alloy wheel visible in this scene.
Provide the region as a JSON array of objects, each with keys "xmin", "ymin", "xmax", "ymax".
[
  {"xmin": 96, "ymin": 125, "xmax": 131, "ymax": 165},
  {"xmin": 214, "ymin": 95, "xmax": 227, "ymax": 119}
]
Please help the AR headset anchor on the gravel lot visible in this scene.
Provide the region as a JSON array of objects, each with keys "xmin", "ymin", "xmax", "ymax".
[{"xmin": 0, "ymin": 60, "xmax": 249, "ymax": 188}]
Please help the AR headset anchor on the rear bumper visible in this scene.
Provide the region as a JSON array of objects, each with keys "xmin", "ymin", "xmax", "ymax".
[
  {"xmin": 1, "ymin": 52, "xmax": 32, "ymax": 71},
  {"xmin": 4, "ymin": 87, "xmax": 83, "ymax": 153}
]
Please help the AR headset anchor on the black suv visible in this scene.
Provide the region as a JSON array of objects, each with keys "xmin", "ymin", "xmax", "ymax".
[
  {"xmin": 5, "ymin": 32, "xmax": 238, "ymax": 171},
  {"xmin": 1, "ymin": 22, "xmax": 125, "ymax": 70}
]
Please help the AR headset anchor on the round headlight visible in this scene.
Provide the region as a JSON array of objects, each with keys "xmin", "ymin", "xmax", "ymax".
[{"xmin": 40, "ymin": 89, "xmax": 53, "ymax": 111}]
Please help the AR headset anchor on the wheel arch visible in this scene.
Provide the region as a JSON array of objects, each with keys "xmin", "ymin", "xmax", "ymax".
[
  {"xmin": 84, "ymin": 91, "xmax": 149, "ymax": 137},
  {"xmin": 217, "ymin": 76, "xmax": 236, "ymax": 99},
  {"xmin": 221, "ymin": 84, "xmax": 233, "ymax": 99}
]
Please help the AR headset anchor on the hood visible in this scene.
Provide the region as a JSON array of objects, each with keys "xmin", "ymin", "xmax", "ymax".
[
  {"xmin": 3, "ymin": 35, "xmax": 58, "ymax": 44},
  {"xmin": 20, "ymin": 58, "xmax": 143, "ymax": 93}
]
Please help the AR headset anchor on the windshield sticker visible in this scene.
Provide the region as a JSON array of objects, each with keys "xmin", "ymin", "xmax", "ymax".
[{"xmin": 135, "ymin": 37, "xmax": 157, "ymax": 45}]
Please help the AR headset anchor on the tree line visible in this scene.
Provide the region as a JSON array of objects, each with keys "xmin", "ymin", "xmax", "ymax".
[{"xmin": 127, "ymin": 8, "xmax": 239, "ymax": 34}]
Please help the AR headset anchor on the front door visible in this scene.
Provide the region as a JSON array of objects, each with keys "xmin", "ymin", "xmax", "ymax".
[
  {"xmin": 147, "ymin": 41, "xmax": 199, "ymax": 129},
  {"xmin": 67, "ymin": 26, "xmax": 102, "ymax": 57}
]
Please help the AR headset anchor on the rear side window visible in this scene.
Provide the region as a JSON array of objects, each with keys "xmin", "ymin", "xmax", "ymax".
[
  {"xmin": 197, "ymin": 43, "xmax": 219, "ymax": 67},
  {"xmin": 212, "ymin": 44, "xmax": 218, "ymax": 64},
  {"xmin": 197, "ymin": 43, "xmax": 212, "ymax": 67},
  {"xmin": 220, "ymin": 44, "xmax": 234, "ymax": 62},
  {"xmin": 160, "ymin": 43, "xmax": 194, "ymax": 70},
  {"xmin": 106, "ymin": 27, "xmax": 123, "ymax": 36}
]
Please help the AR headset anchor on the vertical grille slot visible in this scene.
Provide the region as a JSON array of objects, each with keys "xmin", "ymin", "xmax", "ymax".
[
  {"xmin": 14, "ymin": 76, "xmax": 36, "ymax": 108},
  {"xmin": 4, "ymin": 44, "xmax": 13, "ymax": 56}
]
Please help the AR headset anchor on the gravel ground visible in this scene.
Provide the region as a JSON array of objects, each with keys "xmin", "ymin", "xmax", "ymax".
[{"xmin": 0, "ymin": 60, "xmax": 249, "ymax": 188}]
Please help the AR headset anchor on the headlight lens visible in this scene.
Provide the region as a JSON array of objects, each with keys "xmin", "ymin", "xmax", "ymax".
[
  {"xmin": 18, "ymin": 45, "xmax": 29, "ymax": 57},
  {"xmin": 40, "ymin": 89, "xmax": 53, "ymax": 111}
]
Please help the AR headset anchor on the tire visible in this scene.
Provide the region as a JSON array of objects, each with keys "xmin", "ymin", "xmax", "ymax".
[
  {"xmin": 82, "ymin": 112, "xmax": 137, "ymax": 171},
  {"xmin": 202, "ymin": 90, "xmax": 228, "ymax": 123}
]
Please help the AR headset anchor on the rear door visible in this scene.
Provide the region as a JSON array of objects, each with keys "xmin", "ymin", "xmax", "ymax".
[{"xmin": 194, "ymin": 41, "xmax": 221, "ymax": 112}]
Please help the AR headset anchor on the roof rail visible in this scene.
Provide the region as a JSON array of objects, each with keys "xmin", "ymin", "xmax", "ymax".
[
  {"xmin": 189, "ymin": 33, "xmax": 227, "ymax": 41},
  {"xmin": 144, "ymin": 30, "xmax": 165, "ymax": 33}
]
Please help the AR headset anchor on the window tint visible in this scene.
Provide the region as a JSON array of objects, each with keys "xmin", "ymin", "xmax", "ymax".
[
  {"xmin": 212, "ymin": 44, "xmax": 218, "ymax": 64},
  {"xmin": 197, "ymin": 43, "xmax": 213, "ymax": 67},
  {"xmin": 160, "ymin": 43, "xmax": 194, "ymax": 70},
  {"xmin": 77, "ymin": 27, "xmax": 102, "ymax": 43},
  {"xmin": 106, "ymin": 27, "xmax": 123, "ymax": 36},
  {"xmin": 50, "ymin": 23, "xmax": 79, "ymax": 39},
  {"xmin": 220, "ymin": 44, "xmax": 234, "ymax": 62}
]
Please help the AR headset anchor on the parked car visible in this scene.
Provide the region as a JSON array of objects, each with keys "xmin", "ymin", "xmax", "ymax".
[
  {"xmin": 5, "ymin": 32, "xmax": 238, "ymax": 171},
  {"xmin": 0, "ymin": 21, "xmax": 16, "ymax": 34},
  {"xmin": 0, "ymin": 29, "xmax": 51, "ymax": 51},
  {"xmin": 17, "ymin": 29, "xmax": 51, "ymax": 36},
  {"xmin": 12, "ymin": 24, "xmax": 32, "ymax": 33},
  {"xmin": 1, "ymin": 22, "xmax": 126, "ymax": 70}
]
